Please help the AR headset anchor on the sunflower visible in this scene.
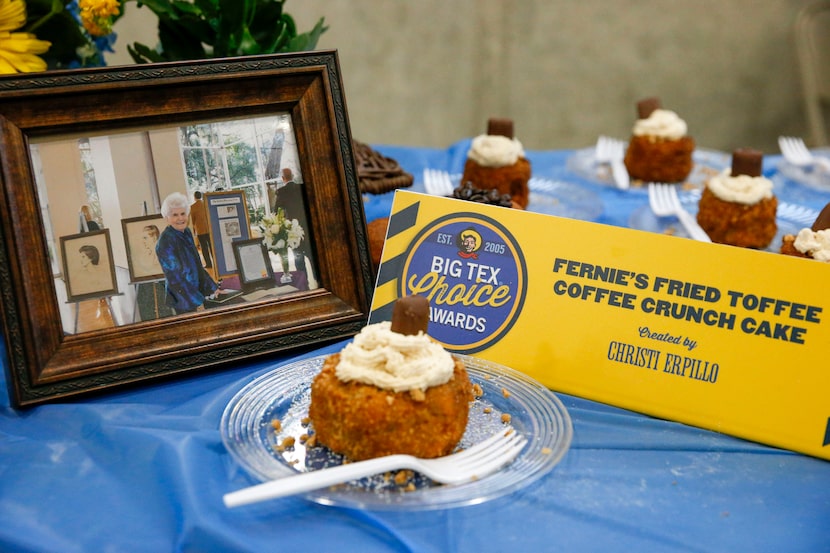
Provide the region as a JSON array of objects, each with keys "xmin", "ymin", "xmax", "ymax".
[{"xmin": 0, "ymin": 0, "xmax": 50, "ymax": 74}]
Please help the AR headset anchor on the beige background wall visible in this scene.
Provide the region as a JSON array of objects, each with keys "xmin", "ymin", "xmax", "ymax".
[{"xmin": 109, "ymin": 1, "xmax": 817, "ymax": 154}]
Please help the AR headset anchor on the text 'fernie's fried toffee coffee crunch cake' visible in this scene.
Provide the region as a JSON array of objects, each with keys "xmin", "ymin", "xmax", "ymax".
[
  {"xmin": 696, "ymin": 148, "xmax": 777, "ymax": 248},
  {"xmin": 623, "ymin": 97, "xmax": 695, "ymax": 183},
  {"xmin": 460, "ymin": 118, "xmax": 531, "ymax": 208},
  {"xmin": 308, "ymin": 295, "xmax": 473, "ymax": 461}
]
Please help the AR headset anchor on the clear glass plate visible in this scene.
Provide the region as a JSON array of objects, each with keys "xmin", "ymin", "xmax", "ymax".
[
  {"xmin": 221, "ymin": 354, "xmax": 573, "ymax": 511},
  {"xmin": 776, "ymin": 149, "xmax": 830, "ymax": 192},
  {"xmin": 527, "ymin": 176, "xmax": 603, "ymax": 221},
  {"xmin": 628, "ymin": 189, "xmax": 816, "ymax": 250},
  {"xmin": 566, "ymin": 146, "xmax": 730, "ymax": 191}
]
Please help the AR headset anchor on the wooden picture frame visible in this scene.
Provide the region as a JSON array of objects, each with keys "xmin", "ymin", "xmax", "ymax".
[
  {"xmin": 232, "ymin": 238, "xmax": 275, "ymax": 292},
  {"xmin": 59, "ymin": 229, "xmax": 118, "ymax": 302},
  {"xmin": 0, "ymin": 51, "xmax": 373, "ymax": 407},
  {"xmin": 121, "ymin": 214, "xmax": 166, "ymax": 283}
]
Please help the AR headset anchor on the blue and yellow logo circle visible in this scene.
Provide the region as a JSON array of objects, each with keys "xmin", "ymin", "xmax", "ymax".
[{"xmin": 398, "ymin": 212, "xmax": 527, "ymax": 353}]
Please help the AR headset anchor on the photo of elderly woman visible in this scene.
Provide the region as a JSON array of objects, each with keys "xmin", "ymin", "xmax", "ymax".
[{"xmin": 156, "ymin": 192, "xmax": 219, "ymax": 314}]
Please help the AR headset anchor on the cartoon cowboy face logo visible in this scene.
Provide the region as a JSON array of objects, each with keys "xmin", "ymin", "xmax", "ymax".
[{"xmin": 457, "ymin": 227, "xmax": 482, "ymax": 259}]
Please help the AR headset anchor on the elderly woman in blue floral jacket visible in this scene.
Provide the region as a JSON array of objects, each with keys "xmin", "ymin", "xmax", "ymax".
[{"xmin": 156, "ymin": 192, "xmax": 218, "ymax": 314}]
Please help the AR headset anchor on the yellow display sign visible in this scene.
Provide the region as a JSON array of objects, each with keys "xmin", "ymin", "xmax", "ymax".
[{"xmin": 370, "ymin": 191, "xmax": 830, "ymax": 460}]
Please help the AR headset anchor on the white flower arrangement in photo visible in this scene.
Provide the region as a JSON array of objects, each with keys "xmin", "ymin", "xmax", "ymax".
[{"xmin": 259, "ymin": 207, "xmax": 304, "ymax": 271}]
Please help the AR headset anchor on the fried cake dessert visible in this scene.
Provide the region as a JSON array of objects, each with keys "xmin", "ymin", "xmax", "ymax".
[
  {"xmin": 696, "ymin": 148, "xmax": 777, "ymax": 248},
  {"xmin": 308, "ymin": 295, "xmax": 473, "ymax": 461}
]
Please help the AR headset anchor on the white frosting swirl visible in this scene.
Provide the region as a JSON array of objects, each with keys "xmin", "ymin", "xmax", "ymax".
[
  {"xmin": 793, "ymin": 228, "xmax": 830, "ymax": 262},
  {"xmin": 467, "ymin": 134, "xmax": 525, "ymax": 167},
  {"xmin": 335, "ymin": 321, "xmax": 455, "ymax": 392},
  {"xmin": 632, "ymin": 109, "xmax": 688, "ymax": 140},
  {"xmin": 706, "ymin": 169, "xmax": 774, "ymax": 205}
]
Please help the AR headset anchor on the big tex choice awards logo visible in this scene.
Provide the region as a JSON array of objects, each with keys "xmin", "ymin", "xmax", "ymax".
[{"xmin": 398, "ymin": 213, "xmax": 527, "ymax": 353}]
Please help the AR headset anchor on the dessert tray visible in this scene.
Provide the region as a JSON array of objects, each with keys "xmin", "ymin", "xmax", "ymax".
[
  {"xmin": 221, "ymin": 354, "xmax": 573, "ymax": 511},
  {"xmin": 628, "ymin": 188, "xmax": 819, "ymax": 250},
  {"xmin": 566, "ymin": 146, "xmax": 730, "ymax": 191}
]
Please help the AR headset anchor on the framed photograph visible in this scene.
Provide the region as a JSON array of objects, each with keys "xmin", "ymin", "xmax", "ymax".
[
  {"xmin": 232, "ymin": 238, "xmax": 275, "ymax": 292},
  {"xmin": 121, "ymin": 214, "xmax": 166, "ymax": 282},
  {"xmin": 59, "ymin": 229, "xmax": 118, "ymax": 302},
  {"xmin": 206, "ymin": 190, "xmax": 251, "ymax": 278},
  {"xmin": 0, "ymin": 51, "xmax": 373, "ymax": 407}
]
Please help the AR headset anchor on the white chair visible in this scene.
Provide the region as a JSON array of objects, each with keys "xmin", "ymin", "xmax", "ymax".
[{"xmin": 795, "ymin": 0, "xmax": 830, "ymax": 146}]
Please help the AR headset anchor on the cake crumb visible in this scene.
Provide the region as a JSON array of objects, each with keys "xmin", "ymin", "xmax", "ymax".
[
  {"xmin": 404, "ymin": 482, "xmax": 416, "ymax": 492},
  {"xmin": 270, "ymin": 419, "xmax": 282, "ymax": 432},
  {"xmin": 483, "ymin": 406, "xmax": 493, "ymax": 414},
  {"xmin": 501, "ymin": 413, "xmax": 512, "ymax": 424},
  {"xmin": 541, "ymin": 447, "xmax": 552, "ymax": 455},
  {"xmin": 394, "ymin": 470, "xmax": 413, "ymax": 486},
  {"xmin": 300, "ymin": 417, "xmax": 310, "ymax": 426},
  {"xmin": 305, "ymin": 434, "xmax": 317, "ymax": 448},
  {"xmin": 409, "ymin": 388, "xmax": 426, "ymax": 402},
  {"xmin": 472, "ymin": 383, "xmax": 484, "ymax": 398},
  {"xmin": 501, "ymin": 388, "xmax": 511, "ymax": 398},
  {"xmin": 299, "ymin": 433, "xmax": 310, "ymax": 444},
  {"xmin": 274, "ymin": 436, "xmax": 296, "ymax": 453}
]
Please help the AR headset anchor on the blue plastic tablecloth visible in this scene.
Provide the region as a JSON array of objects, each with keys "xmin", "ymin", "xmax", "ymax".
[{"xmin": 1, "ymin": 142, "xmax": 829, "ymax": 553}]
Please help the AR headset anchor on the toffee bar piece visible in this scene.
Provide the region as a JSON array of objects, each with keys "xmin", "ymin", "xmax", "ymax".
[
  {"xmin": 637, "ymin": 97, "xmax": 661, "ymax": 119},
  {"xmin": 731, "ymin": 148, "xmax": 763, "ymax": 178},
  {"xmin": 487, "ymin": 117, "xmax": 514, "ymax": 138},
  {"xmin": 390, "ymin": 294, "xmax": 430, "ymax": 335},
  {"xmin": 812, "ymin": 202, "xmax": 830, "ymax": 232}
]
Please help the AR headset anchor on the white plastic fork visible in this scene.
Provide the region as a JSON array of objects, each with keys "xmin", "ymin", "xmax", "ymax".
[
  {"xmin": 223, "ymin": 426, "xmax": 527, "ymax": 508},
  {"xmin": 423, "ymin": 168, "xmax": 455, "ymax": 196},
  {"xmin": 647, "ymin": 182, "xmax": 711, "ymax": 242},
  {"xmin": 778, "ymin": 136, "xmax": 830, "ymax": 172},
  {"xmin": 595, "ymin": 135, "xmax": 630, "ymax": 190}
]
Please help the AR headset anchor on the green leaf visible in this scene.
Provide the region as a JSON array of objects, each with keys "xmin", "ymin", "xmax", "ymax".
[
  {"xmin": 157, "ymin": 18, "xmax": 209, "ymax": 60},
  {"xmin": 127, "ymin": 42, "xmax": 166, "ymax": 64},
  {"xmin": 31, "ymin": 10, "xmax": 88, "ymax": 64},
  {"xmin": 170, "ymin": 0, "xmax": 207, "ymax": 17},
  {"xmin": 192, "ymin": 0, "xmax": 220, "ymax": 15},
  {"xmin": 215, "ymin": 0, "xmax": 249, "ymax": 56},
  {"xmin": 248, "ymin": 2, "xmax": 288, "ymax": 52},
  {"xmin": 283, "ymin": 17, "xmax": 327, "ymax": 53},
  {"xmin": 126, "ymin": 0, "xmax": 327, "ymax": 62},
  {"xmin": 217, "ymin": 0, "xmax": 247, "ymax": 31},
  {"xmin": 134, "ymin": 0, "xmax": 181, "ymax": 18}
]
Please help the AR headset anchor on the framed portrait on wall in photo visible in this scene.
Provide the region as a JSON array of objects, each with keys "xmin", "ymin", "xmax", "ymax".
[
  {"xmin": 121, "ymin": 214, "xmax": 166, "ymax": 283},
  {"xmin": 59, "ymin": 229, "xmax": 118, "ymax": 303},
  {"xmin": 205, "ymin": 190, "xmax": 251, "ymax": 279}
]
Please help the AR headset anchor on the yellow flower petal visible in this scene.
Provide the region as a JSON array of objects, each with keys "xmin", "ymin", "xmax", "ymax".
[
  {"xmin": 0, "ymin": 30, "xmax": 50, "ymax": 74},
  {"xmin": 0, "ymin": 55, "xmax": 16, "ymax": 73},
  {"xmin": 0, "ymin": 0, "xmax": 26, "ymax": 33},
  {"xmin": 2, "ymin": 32, "xmax": 50, "ymax": 54},
  {"xmin": 0, "ymin": 51, "xmax": 46, "ymax": 73}
]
